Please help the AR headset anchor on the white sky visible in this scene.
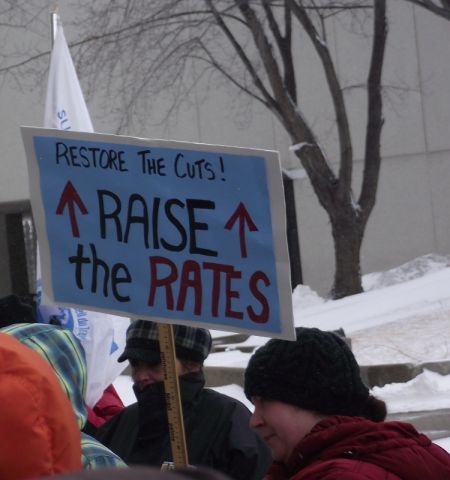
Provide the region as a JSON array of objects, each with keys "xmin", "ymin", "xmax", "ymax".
[{"xmin": 114, "ymin": 254, "xmax": 450, "ymax": 452}]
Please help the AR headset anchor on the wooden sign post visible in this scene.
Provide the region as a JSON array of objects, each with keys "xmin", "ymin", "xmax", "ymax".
[{"xmin": 158, "ymin": 323, "xmax": 189, "ymax": 468}]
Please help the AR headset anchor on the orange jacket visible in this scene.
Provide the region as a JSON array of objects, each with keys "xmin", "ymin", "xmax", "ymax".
[{"xmin": 0, "ymin": 333, "xmax": 81, "ymax": 479}]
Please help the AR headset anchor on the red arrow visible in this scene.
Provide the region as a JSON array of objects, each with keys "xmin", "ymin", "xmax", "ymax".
[
  {"xmin": 56, "ymin": 181, "xmax": 88, "ymax": 238},
  {"xmin": 224, "ymin": 202, "xmax": 258, "ymax": 258}
]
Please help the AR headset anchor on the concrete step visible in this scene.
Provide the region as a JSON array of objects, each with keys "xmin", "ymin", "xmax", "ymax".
[
  {"xmin": 205, "ymin": 366, "xmax": 244, "ymax": 388},
  {"xmin": 212, "ymin": 333, "xmax": 249, "ymax": 347},
  {"xmin": 360, "ymin": 361, "xmax": 450, "ymax": 388},
  {"xmin": 387, "ymin": 409, "xmax": 450, "ymax": 441}
]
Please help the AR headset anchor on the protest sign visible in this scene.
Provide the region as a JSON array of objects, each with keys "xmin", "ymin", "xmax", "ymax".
[{"xmin": 21, "ymin": 127, "xmax": 295, "ymax": 339}]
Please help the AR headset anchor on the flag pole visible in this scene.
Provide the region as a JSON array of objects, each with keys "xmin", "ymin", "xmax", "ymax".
[{"xmin": 50, "ymin": 11, "xmax": 59, "ymax": 46}]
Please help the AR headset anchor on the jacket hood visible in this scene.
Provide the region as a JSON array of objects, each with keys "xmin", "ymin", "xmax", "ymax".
[
  {"xmin": 0, "ymin": 333, "xmax": 81, "ymax": 478},
  {"xmin": 1, "ymin": 323, "xmax": 88, "ymax": 429}
]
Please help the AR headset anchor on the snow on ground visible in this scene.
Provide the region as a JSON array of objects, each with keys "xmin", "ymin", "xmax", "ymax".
[
  {"xmin": 291, "ymin": 267, "xmax": 450, "ymax": 343},
  {"xmin": 362, "ymin": 253, "xmax": 450, "ymax": 291},
  {"xmin": 114, "ymin": 254, "xmax": 450, "ymax": 451},
  {"xmin": 436, "ymin": 437, "xmax": 450, "ymax": 452},
  {"xmin": 351, "ymin": 311, "xmax": 450, "ymax": 365},
  {"xmin": 293, "ymin": 255, "xmax": 450, "ymax": 368},
  {"xmin": 113, "ymin": 375, "xmax": 135, "ymax": 407},
  {"xmin": 372, "ymin": 370, "xmax": 450, "ymax": 413},
  {"xmin": 207, "ymin": 254, "xmax": 450, "ymax": 368}
]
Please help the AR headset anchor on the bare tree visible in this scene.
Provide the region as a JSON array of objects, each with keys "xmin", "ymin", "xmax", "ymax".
[
  {"xmin": 0, "ymin": 0, "xmax": 388, "ymax": 299},
  {"xmin": 403, "ymin": 0, "xmax": 450, "ymax": 20}
]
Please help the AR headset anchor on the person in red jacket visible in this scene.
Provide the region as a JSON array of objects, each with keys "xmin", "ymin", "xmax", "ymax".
[
  {"xmin": 244, "ymin": 327, "xmax": 450, "ymax": 479},
  {"xmin": 87, "ymin": 384, "xmax": 125, "ymax": 430}
]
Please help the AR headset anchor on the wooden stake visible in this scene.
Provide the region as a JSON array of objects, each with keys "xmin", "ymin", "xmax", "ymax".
[{"xmin": 158, "ymin": 323, "xmax": 189, "ymax": 468}]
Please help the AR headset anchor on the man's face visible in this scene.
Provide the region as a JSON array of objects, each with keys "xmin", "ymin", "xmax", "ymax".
[
  {"xmin": 130, "ymin": 359, "xmax": 189, "ymax": 392},
  {"xmin": 250, "ymin": 397, "xmax": 323, "ymax": 464}
]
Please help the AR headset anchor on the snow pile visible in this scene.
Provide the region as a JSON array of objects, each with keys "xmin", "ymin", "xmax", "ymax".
[
  {"xmin": 293, "ymin": 267, "xmax": 450, "ymax": 344},
  {"xmin": 351, "ymin": 311, "xmax": 450, "ymax": 365},
  {"xmin": 436, "ymin": 437, "xmax": 450, "ymax": 452},
  {"xmin": 373, "ymin": 370, "xmax": 450, "ymax": 413},
  {"xmin": 363, "ymin": 253, "xmax": 450, "ymax": 291},
  {"xmin": 292, "ymin": 284, "xmax": 325, "ymax": 309}
]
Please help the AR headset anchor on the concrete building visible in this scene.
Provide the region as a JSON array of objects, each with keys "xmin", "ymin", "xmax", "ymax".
[{"xmin": 1, "ymin": 1, "xmax": 450, "ymax": 299}]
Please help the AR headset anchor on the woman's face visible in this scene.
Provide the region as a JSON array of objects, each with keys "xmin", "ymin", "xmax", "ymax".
[{"xmin": 250, "ymin": 397, "xmax": 323, "ymax": 464}]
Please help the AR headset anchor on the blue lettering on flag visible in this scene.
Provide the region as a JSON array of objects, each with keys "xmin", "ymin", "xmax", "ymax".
[{"xmin": 110, "ymin": 339, "xmax": 119, "ymax": 355}]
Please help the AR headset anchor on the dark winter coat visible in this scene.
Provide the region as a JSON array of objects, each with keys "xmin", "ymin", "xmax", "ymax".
[
  {"xmin": 265, "ymin": 416, "xmax": 450, "ymax": 480},
  {"xmin": 96, "ymin": 372, "xmax": 271, "ymax": 480}
]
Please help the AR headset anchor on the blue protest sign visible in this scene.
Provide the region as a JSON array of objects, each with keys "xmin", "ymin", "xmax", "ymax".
[{"xmin": 22, "ymin": 128, "xmax": 295, "ymax": 339}]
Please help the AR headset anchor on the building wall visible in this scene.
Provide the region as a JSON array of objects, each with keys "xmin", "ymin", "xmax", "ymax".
[
  {"xmin": 0, "ymin": 2, "xmax": 449, "ymax": 297},
  {"xmin": 0, "ymin": 213, "xmax": 11, "ymax": 294},
  {"xmin": 0, "ymin": 81, "xmax": 42, "ymax": 205}
]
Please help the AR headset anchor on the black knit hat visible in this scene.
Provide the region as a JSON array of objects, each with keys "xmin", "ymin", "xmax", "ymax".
[
  {"xmin": 118, "ymin": 320, "xmax": 212, "ymax": 365},
  {"xmin": 244, "ymin": 327, "xmax": 370, "ymax": 416}
]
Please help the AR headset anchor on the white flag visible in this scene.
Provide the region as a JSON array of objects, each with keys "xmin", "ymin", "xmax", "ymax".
[
  {"xmin": 44, "ymin": 22, "xmax": 93, "ymax": 132},
  {"xmin": 38, "ymin": 16, "xmax": 129, "ymax": 408}
]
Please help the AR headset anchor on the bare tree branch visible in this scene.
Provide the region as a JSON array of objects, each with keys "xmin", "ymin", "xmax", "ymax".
[
  {"xmin": 404, "ymin": 0, "xmax": 450, "ymax": 21},
  {"xmin": 235, "ymin": 0, "xmax": 339, "ymax": 207},
  {"xmin": 204, "ymin": 0, "xmax": 280, "ymax": 116},
  {"xmin": 262, "ymin": 0, "xmax": 297, "ymax": 102},
  {"xmin": 192, "ymin": 44, "xmax": 269, "ymax": 106},
  {"xmin": 287, "ymin": 0, "xmax": 353, "ymax": 199},
  {"xmin": 0, "ymin": 0, "xmax": 390, "ymax": 297},
  {"xmin": 359, "ymin": 0, "xmax": 387, "ymax": 218}
]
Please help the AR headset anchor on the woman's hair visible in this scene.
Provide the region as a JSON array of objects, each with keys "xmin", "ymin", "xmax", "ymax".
[{"xmin": 359, "ymin": 394, "xmax": 387, "ymax": 422}]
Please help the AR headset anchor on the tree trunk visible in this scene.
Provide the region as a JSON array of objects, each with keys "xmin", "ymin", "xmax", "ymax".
[{"xmin": 330, "ymin": 209, "xmax": 364, "ymax": 299}]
